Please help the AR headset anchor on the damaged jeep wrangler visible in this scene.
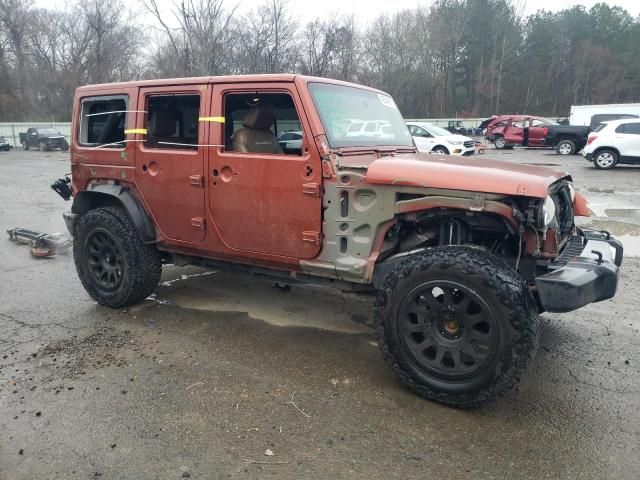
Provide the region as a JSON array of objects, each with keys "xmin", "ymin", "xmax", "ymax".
[{"xmin": 61, "ymin": 75, "xmax": 623, "ymax": 408}]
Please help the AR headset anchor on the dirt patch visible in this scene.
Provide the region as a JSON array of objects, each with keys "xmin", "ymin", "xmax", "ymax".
[{"xmin": 41, "ymin": 327, "xmax": 133, "ymax": 378}]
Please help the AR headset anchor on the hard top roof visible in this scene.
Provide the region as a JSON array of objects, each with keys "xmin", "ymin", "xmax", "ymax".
[{"xmin": 76, "ymin": 74, "xmax": 386, "ymax": 94}]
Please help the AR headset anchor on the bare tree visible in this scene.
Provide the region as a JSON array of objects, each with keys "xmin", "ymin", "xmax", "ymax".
[{"xmin": 143, "ymin": 0, "xmax": 238, "ymax": 76}]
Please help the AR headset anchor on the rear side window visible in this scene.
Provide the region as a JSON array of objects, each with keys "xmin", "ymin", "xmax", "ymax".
[
  {"xmin": 79, "ymin": 95, "xmax": 128, "ymax": 147},
  {"xmin": 146, "ymin": 94, "xmax": 200, "ymax": 150},
  {"xmin": 617, "ymin": 123, "xmax": 640, "ymax": 135}
]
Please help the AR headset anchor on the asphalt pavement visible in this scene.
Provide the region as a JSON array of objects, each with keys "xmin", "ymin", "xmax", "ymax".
[{"xmin": 1, "ymin": 147, "xmax": 639, "ymax": 479}]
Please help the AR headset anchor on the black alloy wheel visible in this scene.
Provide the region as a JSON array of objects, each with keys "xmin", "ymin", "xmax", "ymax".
[
  {"xmin": 399, "ymin": 281, "xmax": 499, "ymax": 380},
  {"xmin": 85, "ymin": 228, "xmax": 124, "ymax": 292}
]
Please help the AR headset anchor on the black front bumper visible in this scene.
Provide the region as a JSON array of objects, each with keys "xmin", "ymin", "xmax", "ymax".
[{"xmin": 535, "ymin": 230, "xmax": 623, "ymax": 313}]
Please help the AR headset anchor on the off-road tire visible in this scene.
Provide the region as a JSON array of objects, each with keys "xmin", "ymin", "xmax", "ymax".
[
  {"xmin": 73, "ymin": 207, "xmax": 161, "ymax": 308},
  {"xmin": 593, "ymin": 149, "xmax": 618, "ymax": 170},
  {"xmin": 431, "ymin": 146, "xmax": 449, "ymax": 155},
  {"xmin": 556, "ymin": 139, "xmax": 576, "ymax": 155},
  {"xmin": 22, "ymin": 141, "xmax": 29, "ymax": 151},
  {"xmin": 494, "ymin": 135, "xmax": 506, "ymax": 149},
  {"xmin": 39, "ymin": 142, "xmax": 47, "ymax": 152},
  {"xmin": 374, "ymin": 246, "xmax": 539, "ymax": 408}
]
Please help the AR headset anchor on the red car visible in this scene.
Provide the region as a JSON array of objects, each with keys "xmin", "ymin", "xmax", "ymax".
[{"xmin": 485, "ymin": 115, "xmax": 557, "ymax": 149}]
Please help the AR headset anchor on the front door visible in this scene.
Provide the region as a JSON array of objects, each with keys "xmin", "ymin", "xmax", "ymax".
[
  {"xmin": 409, "ymin": 125, "xmax": 435, "ymax": 153},
  {"xmin": 135, "ymin": 86, "xmax": 208, "ymax": 243},
  {"xmin": 208, "ymin": 84, "xmax": 322, "ymax": 259},
  {"xmin": 504, "ymin": 120, "xmax": 525, "ymax": 145}
]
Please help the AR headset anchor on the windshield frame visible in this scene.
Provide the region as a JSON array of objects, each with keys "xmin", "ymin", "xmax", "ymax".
[{"xmin": 307, "ymin": 82, "xmax": 414, "ymax": 149}]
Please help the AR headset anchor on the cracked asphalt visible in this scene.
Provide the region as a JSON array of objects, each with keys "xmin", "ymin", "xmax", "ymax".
[{"xmin": 1, "ymin": 148, "xmax": 639, "ymax": 479}]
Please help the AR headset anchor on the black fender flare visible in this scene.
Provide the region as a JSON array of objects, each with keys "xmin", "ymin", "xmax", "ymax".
[{"xmin": 71, "ymin": 184, "xmax": 156, "ymax": 243}]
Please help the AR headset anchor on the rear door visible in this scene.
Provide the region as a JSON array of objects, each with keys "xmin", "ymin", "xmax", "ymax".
[
  {"xmin": 208, "ymin": 83, "xmax": 322, "ymax": 258},
  {"xmin": 527, "ymin": 118, "xmax": 549, "ymax": 146},
  {"xmin": 135, "ymin": 85, "xmax": 208, "ymax": 243},
  {"xmin": 616, "ymin": 122, "xmax": 640, "ymax": 158}
]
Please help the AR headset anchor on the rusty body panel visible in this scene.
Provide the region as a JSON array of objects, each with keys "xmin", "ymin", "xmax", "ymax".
[
  {"xmin": 68, "ymin": 74, "xmax": 583, "ymax": 285},
  {"xmin": 364, "ymin": 154, "xmax": 569, "ymax": 198}
]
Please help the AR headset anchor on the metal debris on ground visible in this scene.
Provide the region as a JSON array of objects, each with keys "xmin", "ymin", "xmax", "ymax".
[{"xmin": 6, "ymin": 228, "xmax": 73, "ymax": 257}]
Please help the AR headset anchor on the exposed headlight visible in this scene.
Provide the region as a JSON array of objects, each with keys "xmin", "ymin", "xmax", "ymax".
[{"xmin": 543, "ymin": 196, "xmax": 556, "ymax": 226}]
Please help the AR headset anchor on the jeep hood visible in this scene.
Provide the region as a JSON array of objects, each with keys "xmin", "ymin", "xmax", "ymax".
[{"xmin": 364, "ymin": 153, "xmax": 569, "ymax": 198}]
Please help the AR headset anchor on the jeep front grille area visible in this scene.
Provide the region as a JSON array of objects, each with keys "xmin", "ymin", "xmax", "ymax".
[{"xmin": 463, "ymin": 141, "xmax": 474, "ymax": 148}]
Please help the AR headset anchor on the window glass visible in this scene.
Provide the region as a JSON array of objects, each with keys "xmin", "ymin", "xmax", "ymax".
[
  {"xmin": 308, "ymin": 82, "xmax": 412, "ymax": 148},
  {"xmin": 224, "ymin": 92, "xmax": 302, "ymax": 156},
  {"xmin": 79, "ymin": 95, "xmax": 128, "ymax": 147},
  {"xmin": 364, "ymin": 122, "xmax": 377, "ymax": 133},
  {"xmin": 146, "ymin": 94, "xmax": 200, "ymax": 150},
  {"xmin": 425, "ymin": 124, "xmax": 452, "ymax": 136},
  {"xmin": 530, "ymin": 119, "xmax": 548, "ymax": 127},
  {"xmin": 594, "ymin": 123, "xmax": 608, "ymax": 133},
  {"xmin": 624, "ymin": 123, "xmax": 640, "ymax": 135},
  {"xmin": 38, "ymin": 128, "xmax": 62, "ymax": 135},
  {"xmin": 591, "ymin": 114, "xmax": 638, "ymax": 129}
]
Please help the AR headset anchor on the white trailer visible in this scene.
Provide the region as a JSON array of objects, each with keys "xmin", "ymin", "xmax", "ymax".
[{"xmin": 569, "ymin": 103, "xmax": 640, "ymax": 127}]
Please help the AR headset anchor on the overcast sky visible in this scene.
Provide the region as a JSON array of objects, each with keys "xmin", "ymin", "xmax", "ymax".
[{"xmin": 35, "ymin": 0, "xmax": 640, "ymax": 24}]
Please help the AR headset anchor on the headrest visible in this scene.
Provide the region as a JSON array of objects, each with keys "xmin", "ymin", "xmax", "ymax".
[
  {"xmin": 242, "ymin": 104, "xmax": 275, "ymax": 130},
  {"xmin": 151, "ymin": 108, "xmax": 181, "ymax": 137}
]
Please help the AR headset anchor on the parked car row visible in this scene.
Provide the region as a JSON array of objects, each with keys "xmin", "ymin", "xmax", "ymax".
[{"xmin": 483, "ymin": 111, "xmax": 639, "ymax": 157}]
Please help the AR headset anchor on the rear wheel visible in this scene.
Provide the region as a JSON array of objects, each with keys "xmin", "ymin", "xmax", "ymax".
[
  {"xmin": 593, "ymin": 149, "xmax": 618, "ymax": 169},
  {"xmin": 556, "ymin": 139, "xmax": 576, "ymax": 155},
  {"xmin": 39, "ymin": 142, "xmax": 47, "ymax": 152},
  {"xmin": 73, "ymin": 207, "xmax": 161, "ymax": 308},
  {"xmin": 374, "ymin": 246, "xmax": 539, "ymax": 408},
  {"xmin": 22, "ymin": 141, "xmax": 29, "ymax": 151},
  {"xmin": 494, "ymin": 136, "xmax": 506, "ymax": 149}
]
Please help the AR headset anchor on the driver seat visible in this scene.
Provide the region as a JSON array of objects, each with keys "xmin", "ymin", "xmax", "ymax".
[{"xmin": 231, "ymin": 104, "xmax": 283, "ymax": 154}]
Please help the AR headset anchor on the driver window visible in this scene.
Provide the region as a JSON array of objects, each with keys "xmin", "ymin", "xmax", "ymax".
[{"xmin": 224, "ymin": 92, "xmax": 303, "ymax": 156}]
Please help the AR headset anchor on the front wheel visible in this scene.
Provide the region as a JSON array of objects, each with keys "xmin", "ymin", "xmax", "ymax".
[
  {"xmin": 39, "ymin": 142, "xmax": 47, "ymax": 152},
  {"xmin": 556, "ymin": 139, "xmax": 576, "ymax": 155},
  {"xmin": 73, "ymin": 207, "xmax": 161, "ymax": 308},
  {"xmin": 593, "ymin": 149, "xmax": 618, "ymax": 169},
  {"xmin": 374, "ymin": 246, "xmax": 539, "ymax": 408},
  {"xmin": 431, "ymin": 146, "xmax": 449, "ymax": 155},
  {"xmin": 494, "ymin": 136, "xmax": 506, "ymax": 149}
]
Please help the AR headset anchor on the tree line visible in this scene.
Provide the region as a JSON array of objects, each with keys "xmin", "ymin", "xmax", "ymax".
[{"xmin": 1, "ymin": 0, "xmax": 639, "ymax": 121}]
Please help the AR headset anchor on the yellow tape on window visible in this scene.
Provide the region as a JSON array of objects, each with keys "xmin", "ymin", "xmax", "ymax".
[
  {"xmin": 199, "ymin": 117, "xmax": 225, "ymax": 123},
  {"xmin": 124, "ymin": 128, "xmax": 147, "ymax": 134}
]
